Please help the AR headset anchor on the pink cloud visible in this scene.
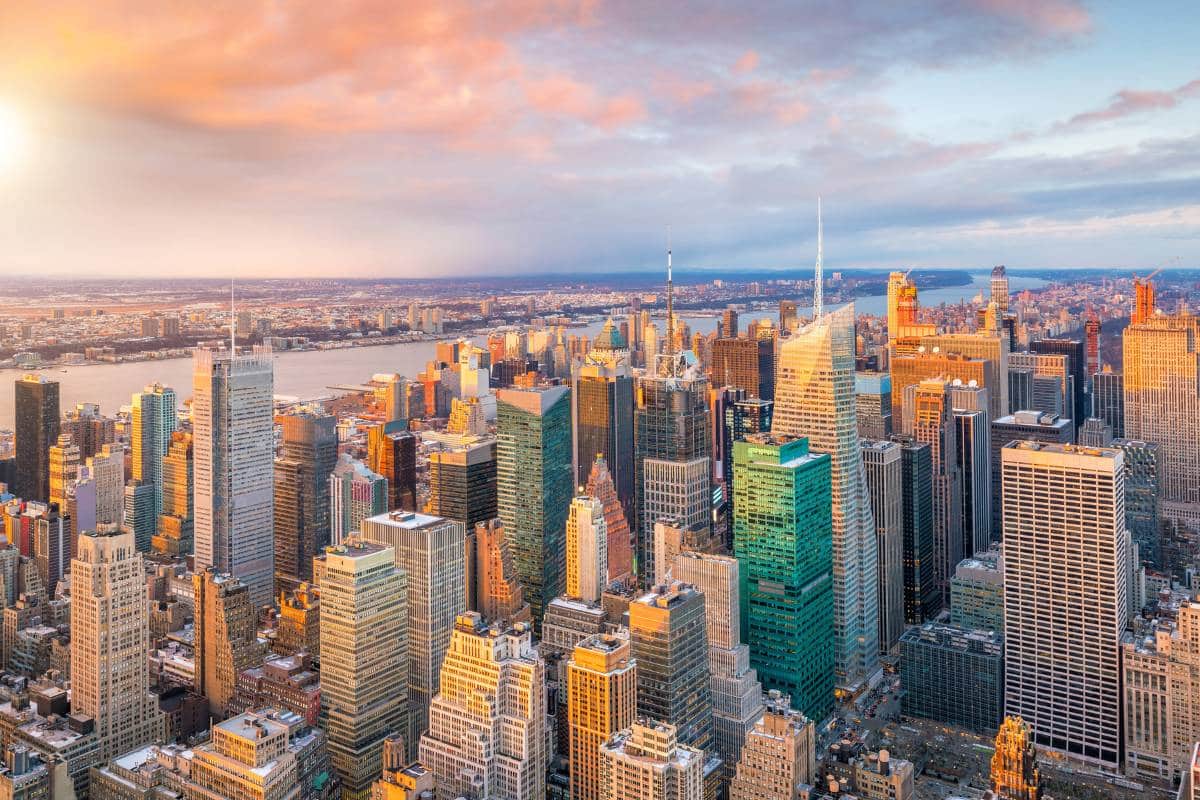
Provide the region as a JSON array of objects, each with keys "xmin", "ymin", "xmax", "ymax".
[
  {"xmin": 971, "ymin": 0, "xmax": 1091, "ymax": 35},
  {"xmin": 733, "ymin": 50, "xmax": 760, "ymax": 74},
  {"xmin": 1066, "ymin": 78, "xmax": 1200, "ymax": 127}
]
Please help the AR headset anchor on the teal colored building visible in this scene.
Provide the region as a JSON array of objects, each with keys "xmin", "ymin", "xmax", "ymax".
[
  {"xmin": 733, "ymin": 433, "xmax": 834, "ymax": 721},
  {"xmin": 497, "ymin": 384, "xmax": 573, "ymax": 628}
]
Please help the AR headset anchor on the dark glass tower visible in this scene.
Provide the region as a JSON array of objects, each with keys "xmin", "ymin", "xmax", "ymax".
[
  {"xmin": 571, "ymin": 322, "xmax": 635, "ymax": 525},
  {"xmin": 14, "ymin": 375, "xmax": 60, "ymax": 503},
  {"xmin": 274, "ymin": 409, "xmax": 338, "ymax": 594},
  {"xmin": 892, "ymin": 435, "xmax": 938, "ymax": 623}
]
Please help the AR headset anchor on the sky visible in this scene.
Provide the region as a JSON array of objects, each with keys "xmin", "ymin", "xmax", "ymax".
[{"xmin": 0, "ymin": 1, "xmax": 1197, "ymax": 278}]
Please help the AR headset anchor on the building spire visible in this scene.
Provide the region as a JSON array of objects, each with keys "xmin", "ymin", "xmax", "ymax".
[
  {"xmin": 230, "ymin": 276, "xmax": 236, "ymax": 354},
  {"xmin": 666, "ymin": 227, "xmax": 674, "ymax": 359},
  {"xmin": 813, "ymin": 197, "xmax": 823, "ymax": 319}
]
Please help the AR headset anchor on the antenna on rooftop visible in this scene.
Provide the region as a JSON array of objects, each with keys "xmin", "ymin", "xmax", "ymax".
[{"xmin": 814, "ymin": 197, "xmax": 824, "ymax": 319}]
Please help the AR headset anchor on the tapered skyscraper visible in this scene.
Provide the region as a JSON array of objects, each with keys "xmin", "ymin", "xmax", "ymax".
[
  {"xmin": 193, "ymin": 346, "xmax": 275, "ymax": 607},
  {"xmin": 130, "ymin": 383, "xmax": 177, "ymax": 536},
  {"xmin": 772, "ymin": 303, "xmax": 880, "ymax": 689}
]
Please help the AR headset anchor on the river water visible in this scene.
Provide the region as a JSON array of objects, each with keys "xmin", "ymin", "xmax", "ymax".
[{"xmin": 0, "ymin": 272, "xmax": 1045, "ymax": 428}]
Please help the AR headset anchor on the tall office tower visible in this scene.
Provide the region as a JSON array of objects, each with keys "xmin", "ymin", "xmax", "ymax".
[
  {"xmin": 1124, "ymin": 310, "xmax": 1200, "ymax": 505},
  {"xmin": 891, "ymin": 436, "xmax": 937, "ymax": 623},
  {"xmin": 1002, "ymin": 441, "xmax": 1127, "ymax": 768},
  {"xmin": 720, "ymin": 306, "xmax": 740, "ymax": 340},
  {"xmin": 46, "ymin": 434, "xmax": 79, "ymax": 513},
  {"xmin": 772, "ymin": 304, "xmax": 879, "ymax": 688},
  {"xmin": 990, "ymin": 716, "xmax": 1042, "ymax": 800},
  {"xmin": 672, "ymin": 551, "xmax": 764, "ymax": 776},
  {"xmin": 642, "ymin": 458, "xmax": 711, "ymax": 572},
  {"xmin": 71, "ymin": 526, "xmax": 163, "ymax": 760},
  {"xmin": 629, "ymin": 582, "xmax": 713, "ymax": 753},
  {"xmin": 472, "ymin": 519, "xmax": 529, "ymax": 622},
  {"xmin": 427, "ymin": 439, "xmax": 497, "ymax": 529},
  {"xmin": 779, "ymin": 299, "xmax": 798, "ymax": 333},
  {"xmin": 571, "ymin": 321, "xmax": 635, "ymax": 516},
  {"xmin": 368, "ymin": 425, "xmax": 418, "ymax": 512},
  {"xmin": 949, "ymin": 383, "xmax": 991, "ymax": 556},
  {"xmin": 1008, "ymin": 352, "xmax": 1073, "ymax": 420},
  {"xmin": 320, "ymin": 540, "xmax": 409, "ymax": 800},
  {"xmin": 906, "ymin": 379, "xmax": 962, "ymax": 607},
  {"xmin": 709, "ymin": 338, "xmax": 774, "ymax": 401},
  {"xmin": 989, "ymin": 411, "xmax": 1073, "ymax": 538},
  {"xmin": 990, "ymin": 265, "xmax": 1010, "ymax": 316},
  {"xmin": 497, "ymin": 385, "xmax": 572, "ymax": 626},
  {"xmin": 886, "ymin": 272, "xmax": 918, "ymax": 340},
  {"xmin": 1091, "ymin": 368, "xmax": 1124, "ymax": 438},
  {"xmin": 567, "ymin": 495, "xmax": 608, "ymax": 603},
  {"xmin": 193, "ymin": 568, "xmax": 264, "ymax": 718},
  {"xmin": 360, "ymin": 511, "xmax": 466, "ymax": 756},
  {"xmin": 193, "ymin": 346, "xmax": 275, "ymax": 607},
  {"xmin": 1030, "ymin": 338, "xmax": 1087, "ymax": 429},
  {"xmin": 275, "ymin": 408, "xmax": 337, "ymax": 582},
  {"xmin": 729, "ymin": 691, "xmax": 816, "ymax": 800},
  {"xmin": 26, "ymin": 501, "xmax": 69, "ymax": 595},
  {"xmin": 13, "ymin": 375, "xmax": 59, "ymax": 503},
  {"xmin": 1112, "ymin": 438, "xmax": 1161, "ymax": 567},
  {"xmin": 950, "ymin": 548, "xmax": 1004, "ymax": 632},
  {"xmin": 855, "ymin": 372, "xmax": 892, "ymax": 440},
  {"xmin": 635, "ymin": 346, "xmax": 711, "ymax": 581},
  {"xmin": 1078, "ymin": 417, "xmax": 1113, "ymax": 447},
  {"xmin": 599, "ymin": 720, "xmax": 704, "ymax": 800},
  {"xmin": 721, "ymin": 397, "xmax": 773, "ymax": 493},
  {"xmin": 587, "ymin": 456, "xmax": 633, "ymax": 585},
  {"xmin": 1132, "ymin": 274, "xmax": 1157, "ymax": 325},
  {"xmin": 420, "ymin": 613, "xmax": 547, "ymax": 800},
  {"xmin": 733, "ymin": 434, "xmax": 833, "ymax": 718},
  {"xmin": 890, "ymin": 351, "xmax": 992, "ymax": 434},
  {"xmin": 1085, "ymin": 313, "xmax": 1101, "ymax": 377},
  {"xmin": 123, "ymin": 480, "xmax": 156, "ymax": 552},
  {"xmin": 88, "ymin": 444, "xmax": 125, "ymax": 526},
  {"xmin": 447, "ymin": 397, "xmax": 488, "ymax": 436},
  {"xmin": 130, "ymin": 382, "xmax": 177, "ymax": 534},
  {"xmin": 568, "ymin": 633, "xmax": 637, "ymax": 800},
  {"xmin": 328, "ymin": 454, "xmax": 387, "ymax": 545},
  {"xmin": 861, "ymin": 440, "xmax": 904, "ymax": 653},
  {"xmin": 154, "ymin": 431, "xmax": 193, "ymax": 556}
]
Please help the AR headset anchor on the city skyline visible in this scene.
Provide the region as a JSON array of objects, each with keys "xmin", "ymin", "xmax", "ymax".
[{"xmin": 0, "ymin": 3, "xmax": 1198, "ymax": 277}]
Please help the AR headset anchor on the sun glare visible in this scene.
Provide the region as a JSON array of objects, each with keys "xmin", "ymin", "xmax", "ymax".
[{"xmin": 0, "ymin": 103, "xmax": 27, "ymax": 175}]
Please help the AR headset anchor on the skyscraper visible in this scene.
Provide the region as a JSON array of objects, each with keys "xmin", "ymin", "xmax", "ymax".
[
  {"xmin": 733, "ymin": 434, "xmax": 834, "ymax": 719},
  {"xmin": 990, "ymin": 266, "xmax": 1010, "ymax": 317},
  {"xmin": 419, "ymin": 612, "xmax": 547, "ymax": 800},
  {"xmin": 1112, "ymin": 438, "xmax": 1161, "ymax": 567},
  {"xmin": 193, "ymin": 346, "xmax": 275, "ymax": 607},
  {"xmin": 599, "ymin": 721, "xmax": 704, "ymax": 800},
  {"xmin": 193, "ymin": 568, "xmax": 264, "ymax": 718},
  {"xmin": 320, "ymin": 539, "xmax": 409, "ymax": 800},
  {"xmin": 471, "ymin": 518, "xmax": 529, "ymax": 623},
  {"xmin": 328, "ymin": 454, "xmax": 387, "ymax": 545},
  {"xmin": 586, "ymin": 456, "xmax": 633, "ymax": 585},
  {"xmin": 274, "ymin": 408, "xmax": 338, "ymax": 593},
  {"xmin": 1002, "ymin": 441, "xmax": 1127, "ymax": 768},
  {"xmin": 990, "ymin": 716, "xmax": 1041, "ymax": 800},
  {"xmin": 568, "ymin": 632, "xmax": 637, "ymax": 800},
  {"xmin": 772, "ymin": 304, "xmax": 879, "ymax": 689},
  {"xmin": 1123, "ymin": 310, "xmax": 1200, "ymax": 505},
  {"xmin": 14, "ymin": 375, "xmax": 60, "ymax": 504},
  {"xmin": 88, "ymin": 443, "xmax": 125, "ymax": 527},
  {"xmin": 360, "ymin": 510, "xmax": 466, "ymax": 756},
  {"xmin": 855, "ymin": 372, "xmax": 893, "ymax": 441},
  {"xmin": 720, "ymin": 396, "xmax": 773, "ymax": 494},
  {"xmin": 989, "ymin": 411, "xmax": 1074, "ymax": 538},
  {"xmin": 635, "ymin": 345, "xmax": 711, "ymax": 583},
  {"xmin": 886, "ymin": 272, "xmax": 918, "ymax": 341},
  {"xmin": 497, "ymin": 384, "xmax": 572, "ymax": 625},
  {"xmin": 1030, "ymin": 338, "xmax": 1087, "ymax": 430},
  {"xmin": 427, "ymin": 439, "xmax": 497, "ymax": 529},
  {"xmin": 629, "ymin": 582, "xmax": 712, "ymax": 754},
  {"xmin": 892, "ymin": 436, "xmax": 937, "ymax": 623},
  {"xmin": 861, "ymin": 439, "xmax": 904, "ymax": 653},
  {"xmin": 567, "ymin": 495, "xmax": 608, "ymax": 603},
  {"xmin": 153, "ymin": 431, "xmax": 193, "ymax": 556},
  {"xmin": 709, "ymin": 338, "xmax": 774, "ymax": 401},
  {"xmin": 1008, "ymin": 352, "xmax": 1073, "ymax": 420},
  {"xmin": 1092, "ymin": 367, "xmax": 1124, "ymax": 438},
  {"xmin": 729, "ymin": 691, "xmax": 816, "ymax": 800},
  {"xmin": 368, "ymin": 425, "xmax": 418, "ymax": 512},
  {"xmin": 949, "ymin": 382, "xmax": 990, "ymax": 557},
  {"xmin": 672, "ymin": 551, "xmax": 764, "ymax": 776},
  {"xmin": 130, "ymin": 383, "xmax": 177, "ymax": 535},
  {"xmin": 71, "ymin": 526, "xmax": 164, "ymax": 760},
  {"xmin": 572, "ymin": 321, "xmax": 635, "ymax": 520}
]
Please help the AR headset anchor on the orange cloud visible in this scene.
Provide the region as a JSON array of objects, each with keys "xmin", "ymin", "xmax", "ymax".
[{"xmin": 733, "ymin": 50, "xmax": 760, "ymax": 74}]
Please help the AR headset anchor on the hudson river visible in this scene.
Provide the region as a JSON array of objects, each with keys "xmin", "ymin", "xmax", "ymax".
[{"xmin": 0, "ymin": 272, "xmax": 1044, "ymax": 428}]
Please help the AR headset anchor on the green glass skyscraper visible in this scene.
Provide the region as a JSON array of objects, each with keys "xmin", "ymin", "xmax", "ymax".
[
  {"xmin": 497, "ymin": 384, "xmax": 573, "ymax": 627},
  {"xmin": 733, "ymin": 433, "xmax": 834, "ymax": 721}
]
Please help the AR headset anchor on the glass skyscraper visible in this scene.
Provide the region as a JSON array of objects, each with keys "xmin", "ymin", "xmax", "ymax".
[
  {"xmin": 772, "ymin": 304, "xmax": 879, "ymax": 689},
  {"xmin": 497, "ymin": 384, "xmax": 573, "ymax": 626},
  {"xmin": 130, "ymin": 382, "xmax": 177, "ymax": 536},
  {"xmin": 733, "ymin": 434, "xmax": 834, "ymax": 721}
]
